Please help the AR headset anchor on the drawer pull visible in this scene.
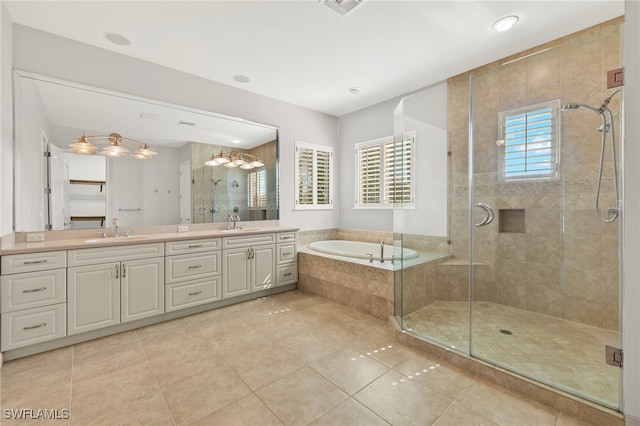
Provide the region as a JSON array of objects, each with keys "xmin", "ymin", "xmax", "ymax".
[
  {"xmin": 22, "ymin": 287, "xmax": 47, "ymax": 293},
  {"xmin": 23, "ymin": 322, "xmax": 47, "ymax": 330},
  {"xmin": 284, "ymin": 272, "xmax": 293, "ymax": 277},
  {"xmin": 23, "ymin": 260, "xmax": 48, "ymax": 265},
  {"xmin": 282, "ymin": 252, "xmax": 292, "ymax": 256},
  {"xmin": 188, "ymin": 291, "xmax": 202, "ymax": 296},
  {"xmin": 281, "ymin": 236, "xmax": 294, "ymax": 240},
  {"xmin": 188, "ymin": 244, "xmax": 203, "ymax": 248},
  {"xmin": 188, "ymin": 265, "xmax": 202, "ymax": 269}
]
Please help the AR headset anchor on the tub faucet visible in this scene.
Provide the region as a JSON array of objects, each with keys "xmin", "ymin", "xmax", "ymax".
[
  {"xmin": 380, "ymin": 240, "xmax": 385, "ymax": 263},
  {"xmin": 112, "ymin": 218, "xmax": 120, "ymax": 238}
]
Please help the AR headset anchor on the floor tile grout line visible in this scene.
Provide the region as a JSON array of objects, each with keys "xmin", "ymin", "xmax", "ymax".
[
  {"xmin": 429, "ymin": 373, "xmax": 480, "ymax": 426},
  {"xmin": 135, "ymin": 329, "xmax": 177, "ymax": 426}
]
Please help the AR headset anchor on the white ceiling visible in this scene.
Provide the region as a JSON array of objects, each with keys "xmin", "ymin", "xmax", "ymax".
[{"xmin": 5, "ymin": 0, "xmax": 625, "ymax": 117}]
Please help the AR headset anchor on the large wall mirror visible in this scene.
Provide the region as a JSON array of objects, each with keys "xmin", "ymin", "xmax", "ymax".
[{"xmin": 13, "ymin": 71, "xmax": 279, "ymax": 232}]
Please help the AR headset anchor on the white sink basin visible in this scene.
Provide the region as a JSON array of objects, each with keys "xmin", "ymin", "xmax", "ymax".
[
  {"xmin": 222, "ymin": 228, "xmax": 263, "ymax": 233},
  {"xmin": 84, "ymin": 235, "xmax": 149, "ymax": 243}
]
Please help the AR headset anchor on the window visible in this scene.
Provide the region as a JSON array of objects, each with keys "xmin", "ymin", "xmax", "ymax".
[
  {"xmin": 248, "ymin": 169, "xmax": 267, "ymax": 207},
  {"xmin": 355, "ymin": 132, "xmax": 415, "ymax": 208},
  {"xmin": 294, "ymin": 141, "xmax": 333, "ymax": 209},
  {"xmin": 499, "ymin": 100, "xmax": 560, "ymax": 181}
]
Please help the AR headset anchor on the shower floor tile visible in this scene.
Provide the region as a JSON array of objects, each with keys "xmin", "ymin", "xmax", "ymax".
[{"xmin": 403, "ymin": 301, "xmax": 619, "ymax": 408}]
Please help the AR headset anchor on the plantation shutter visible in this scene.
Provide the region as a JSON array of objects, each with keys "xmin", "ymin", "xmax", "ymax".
[
  {"xmin": 316, "ymin": 150, "xmax": 331, "ymax": 205},
  {"xmin": 357, "ymin": 144, "xmax": 381, "ymax": 204},
  {"xmin": 296, "ymin": 146, "xmax": 314, "ymax": 205},
  {"xmin": 500, "ymin": 101, "xmax": 559, "ymax": 181},
  {"xmin": 294, "ymin": 141, "xmax": 333, "ymax": 209},
  {"xmin": 248, "ymin": 169, "xmax": 267, "ymax": 208},
  {"xmin": 384, "ymin": 138, "xmax": 413, "ymax": 204}
]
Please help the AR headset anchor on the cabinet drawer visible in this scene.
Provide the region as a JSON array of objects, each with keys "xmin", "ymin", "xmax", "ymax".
[
  {"xmin": 68, "ymin": 243, "xmax": 164, "ymax": 266},
  {"xmin": 165, "ymin": 277, "xmax": 221, "ymax": 312},
  {"xmin": 1, "ymin": 269, "xmax": 66, "ymax": 313},
  {"xmin": 276, "ymin": 263, "xmax": 298, "ymax": 287},
  {"xmin": 165, "ymin": 238, "xmax": 221, "ymax": 255},
  {"xmin": 277, "ymin": 243, "xmax": 297, "ymax": 264},
  {"xmin": 222, "ymin": 233, "xmax": 275, "ymax": 249},
  {"xmin": 277, "ymin": 232, "xmax": 297, "ymax": 243},
  {"xmin": 1, "ymin": 303, "xmax": 66, "ymax": 351},
  {"xmin": 165, "ymin": 252, "xmax": 221, "ymax": 284},
  {"xmin": 1, "ymin": 251, "xmax": 66, "ymax": 275}
]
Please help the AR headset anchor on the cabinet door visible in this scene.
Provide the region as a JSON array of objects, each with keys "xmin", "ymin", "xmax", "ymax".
[
  {"xmin": 222, "ymin": 248, "xmax": 250, "ymax": 298},
  {"xmin": 121, "ymin": 257, "xmax": 164, "ymax": 323},
  {"xmin": 68, "ymin": 262, "xmax": 120, "ymax": 335},
  {"xmin": 252, "ymin": 245, "xmax": 275, "ymax": 292}
]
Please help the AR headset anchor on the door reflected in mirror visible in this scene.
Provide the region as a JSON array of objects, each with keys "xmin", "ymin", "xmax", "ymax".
[{"xmin": 13, "ymin": 71, "xmax": 279, "ymax": 232}]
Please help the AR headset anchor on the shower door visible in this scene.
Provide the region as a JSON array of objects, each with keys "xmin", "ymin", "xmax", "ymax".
[{"xmin": 468, "ymin": 18, "xmax": 623, "ymax": 409}]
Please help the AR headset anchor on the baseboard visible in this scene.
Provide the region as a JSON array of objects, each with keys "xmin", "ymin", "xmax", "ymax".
[{"xmin": 626, "ymin": 414, "xmax": 640, "ymax": 426}]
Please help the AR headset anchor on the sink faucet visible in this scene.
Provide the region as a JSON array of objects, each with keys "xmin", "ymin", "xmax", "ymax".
[
  {"xmin": 380, "ymin": 240, "xmax": 385, "ymax": 263},
  {"xmin": 227, "ymin": 214, "xmax": 241, "ymax": 229},
  {"xmin": 234, "ymin": 214, "xmax": 241, "ymax": 229},
  {"xmin": 112, "ymin": 218, "xmax": 120, "ymax": 238}
]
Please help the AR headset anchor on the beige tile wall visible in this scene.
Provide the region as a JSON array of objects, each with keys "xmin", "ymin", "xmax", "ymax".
[{"xmin": 446, "ymin": 17, "xmax": 623, "ymax": 330}]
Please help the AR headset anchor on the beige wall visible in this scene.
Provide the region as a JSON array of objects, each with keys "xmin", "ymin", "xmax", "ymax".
[{"xmin": 444, "ymin": 17, "xmax": 623, "ymax": 330}]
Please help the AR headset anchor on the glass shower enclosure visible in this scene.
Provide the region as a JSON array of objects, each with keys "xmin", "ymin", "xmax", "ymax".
[{"xmin": 394, "ymin": 17, "xmax": 623, "ymax": 410}]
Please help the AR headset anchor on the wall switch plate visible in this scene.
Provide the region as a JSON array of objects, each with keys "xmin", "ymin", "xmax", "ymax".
[
  {"xmin": 26, "ymin": 233, "xmax": 45, "ymax": 242},
  {"xmin": 177, "ymin": 225, "xmax": 189, "ymax": 232}
]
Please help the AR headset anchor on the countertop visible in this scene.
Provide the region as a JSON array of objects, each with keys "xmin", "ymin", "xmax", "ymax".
[{"xmin": 1, "ymin": 226, "xmax": 299, "ymax": 255}]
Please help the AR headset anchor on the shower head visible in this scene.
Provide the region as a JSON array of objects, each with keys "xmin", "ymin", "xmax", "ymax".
[{"xmin": 561, "ymin": 103, "xmax": 602, "ymax": 115}]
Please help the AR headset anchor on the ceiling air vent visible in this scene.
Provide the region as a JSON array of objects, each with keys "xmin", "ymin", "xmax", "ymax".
[{"xmin": 324, "ymin": 0, "xmax": 364, "ymax": 16}]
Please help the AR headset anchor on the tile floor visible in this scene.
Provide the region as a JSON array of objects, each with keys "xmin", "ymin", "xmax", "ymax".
[
  {"xmin": 1, "ymin": 290, "xmax": 597, "ymax": 425},
  {"xmin": 403, "ymin": 301, "xmax": 620, "ymax": 408}
]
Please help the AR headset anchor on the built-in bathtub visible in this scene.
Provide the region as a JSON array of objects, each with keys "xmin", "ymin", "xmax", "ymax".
[
  {"xmin": 298, "ymin": 239, "xmax": 449, "ymax": 320},
  {"xmin": 308, "ymin": 239, "xmax": 419, "ymax": 262}
]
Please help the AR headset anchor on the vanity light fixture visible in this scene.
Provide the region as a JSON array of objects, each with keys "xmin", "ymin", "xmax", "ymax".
[
  {"xmin": 491, "ymin": 15, "xmax": 519, "ymax": 32},
  {"xmin": 205, "ymin": 150, "xmax": 264, "ymax": 170},
  {"xmin": 70, "ymin": 133, "xmax": 158, "ymax": 160}
]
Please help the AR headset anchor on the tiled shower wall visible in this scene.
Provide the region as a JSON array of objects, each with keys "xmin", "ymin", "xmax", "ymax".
[
  {"xmin": 445, "ymin": 17, "xmax": 623, "ymax": 330},
  {"xmin": 190, "ymin": 140, "xmax": 277, "ymax": 223}
]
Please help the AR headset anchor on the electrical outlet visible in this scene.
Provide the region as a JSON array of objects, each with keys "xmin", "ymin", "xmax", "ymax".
[
  {"xmin": 26, "ymin": 233, "xmax": 45, "ymax": 242},
  {"xmin": 177, "ymin": 225, "xmax": 189, "ymax": 232}
]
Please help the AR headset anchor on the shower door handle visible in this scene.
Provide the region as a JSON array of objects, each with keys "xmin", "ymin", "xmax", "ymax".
[{"xmin": 474, "ymin": 203, "xmax": 495, "ymax": 227}]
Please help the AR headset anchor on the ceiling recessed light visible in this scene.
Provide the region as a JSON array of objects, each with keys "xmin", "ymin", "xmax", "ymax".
[
  {"xmin": 491, "ymin": 15, "xmax": 519, "ymax": 32},
  {"xmin": 232, "ymin": 139, "xmax": 241, "ymax": 144},
  {"xmin": 348, "ymin": 87, "xmax": 361, "ymax": 95},
  {"xmin": 233, "ymin": 75, "xmax": 251, "ymax": 83},
  {"xmin": 104, "ymin": 32, "xmax": 131, "ymax": 46}
]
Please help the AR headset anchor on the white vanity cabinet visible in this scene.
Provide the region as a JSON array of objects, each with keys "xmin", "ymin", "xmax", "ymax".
[
  {"xmin": 276, "ymin": 232, "xmax": 298, "ymax": 287},
  {"xmin": 222, "ymin": 233, "xmax": 275, "ymax": 298},
  {"xmin": 165, "ymin": 238, "xmax": 222, "ymax": 312},
  {"xmin": 67, "ymin": 243, "xmax": 164, "ymax": 334},
  {"xmin": 0, "ymin": 251, "xmax": 67, "ymax": 351}
]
